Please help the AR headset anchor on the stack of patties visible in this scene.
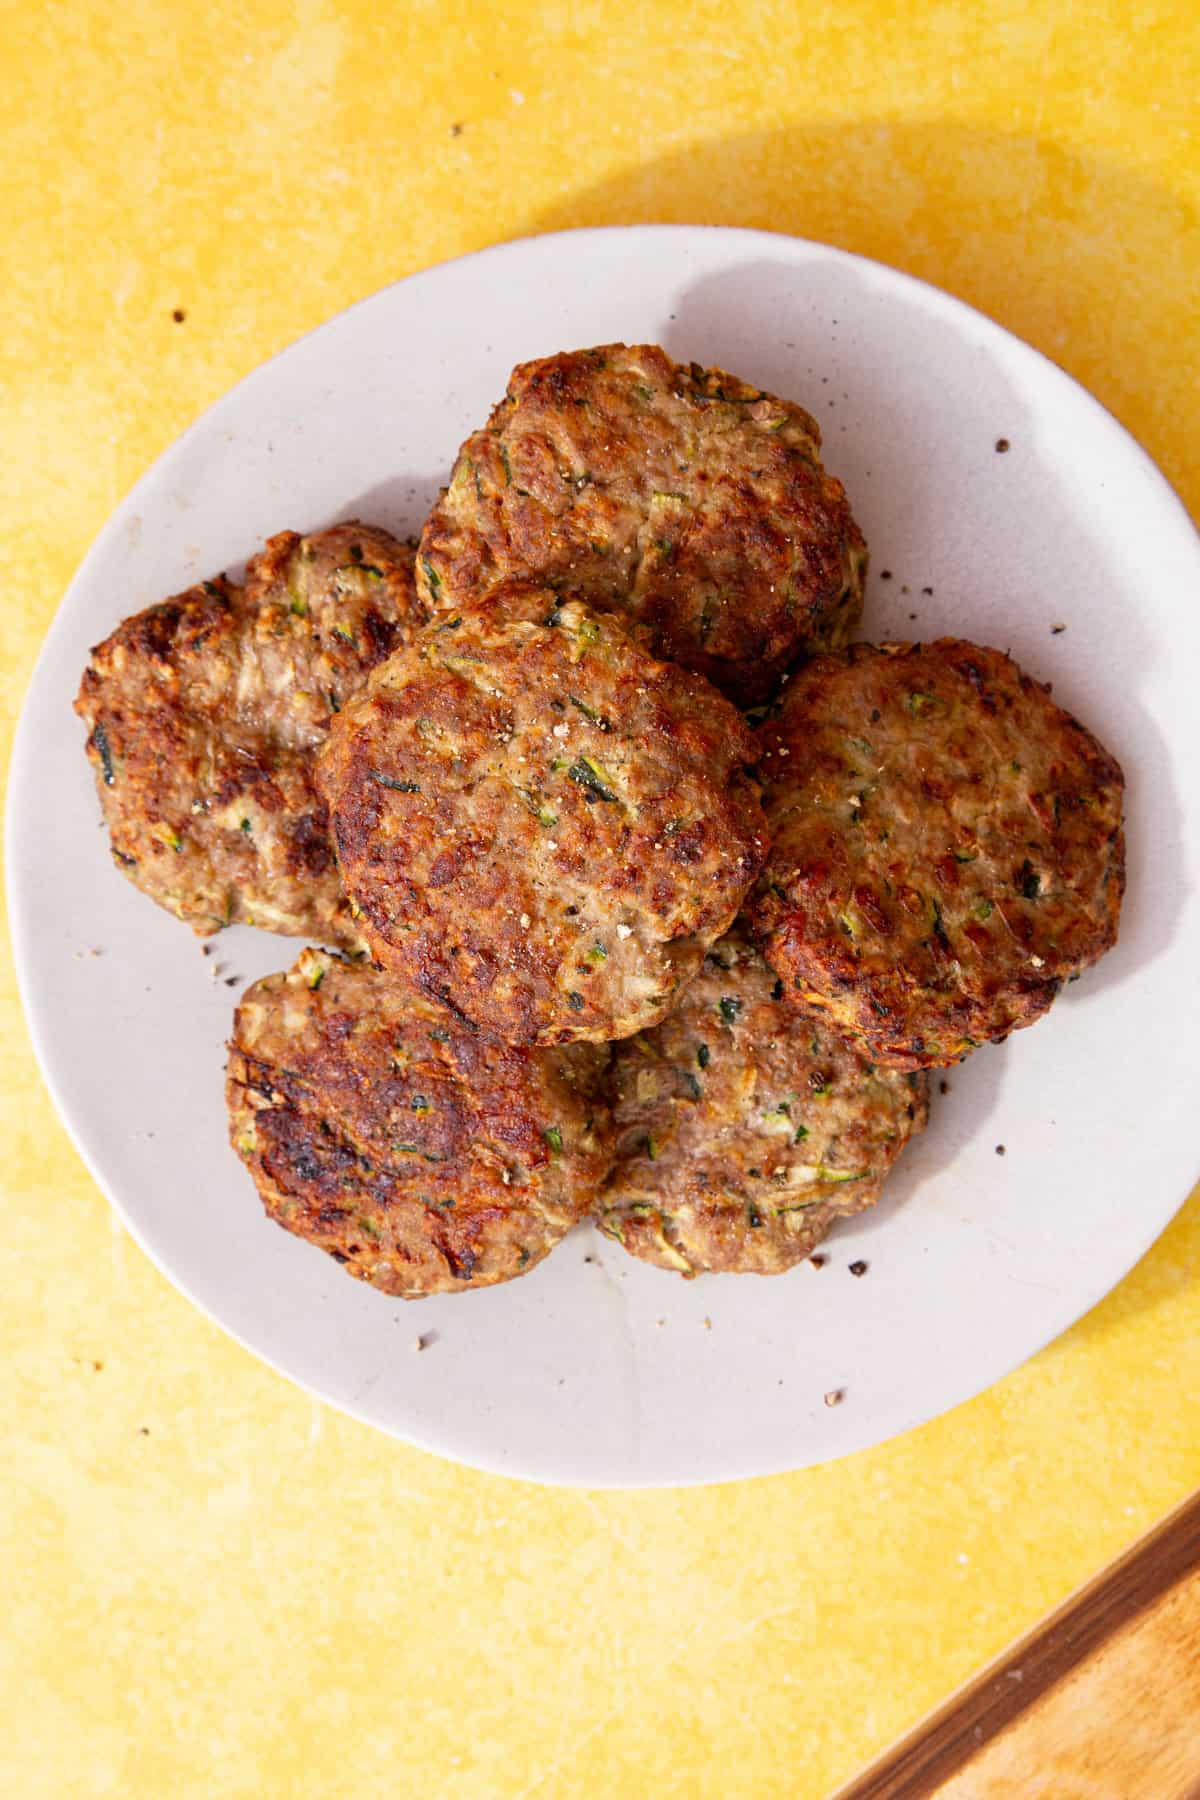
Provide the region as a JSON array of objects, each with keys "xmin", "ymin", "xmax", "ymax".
[{"xmin": 77, "ymin": 344, "xmax": 1126, "ymax": 1297}]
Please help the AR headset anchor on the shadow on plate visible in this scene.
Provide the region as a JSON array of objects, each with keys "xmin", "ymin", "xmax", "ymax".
[
  {"xmin": 195, "ymin": 472, "xmax": 447, "ymax": 591},
  {"xmin": 842, "ymin": 1041, "xmax": 1008, "ymax": 1250},
  {"xmin": 661, "ymin": 254, "xmax": 1182, "ymax": 1001},
  {"xmin": 531, "ymin": 115, "xmax": 1197, "ymax": 516},
  {"xmin": 338, "ymin": 471, "xmax": 449, "ymax": 543}
]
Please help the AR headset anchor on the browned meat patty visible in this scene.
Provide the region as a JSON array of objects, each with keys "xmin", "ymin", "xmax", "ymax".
[
  {"xmin": 748, "ymin": 640, "xmax": 1126, "ymax": 1069},
  {"xmin": 417, "ymin": 344, "xmax": 866, "ymax": 707},
  {"xmin": 75, "ymin": 523, "xmax": 420, "ymax": 944},
  {"xmin": 316, "ymin": 590, "xmax": 769, "ymax": 1046},
  {"xmin": 597, "ymin": 929, "xmax": 929, "ymax": 1275},
  {"xmin": 227, "ymin": 947, "xmax": 614, "ymax": 1299}
]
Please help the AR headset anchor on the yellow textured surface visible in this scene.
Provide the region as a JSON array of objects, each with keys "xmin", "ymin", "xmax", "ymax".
[{"xmin": 3, "ymin": 3, "xmax": 1199, "ymax": 1795}]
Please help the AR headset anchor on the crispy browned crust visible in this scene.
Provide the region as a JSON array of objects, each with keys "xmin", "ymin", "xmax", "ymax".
[
  {"xmin": 748, "ymin": 640, "xmax": 1126, "ymax": 1069},
  {"xmin": 227, "ymin": 948, "xmax": 614, "ymax": 1298},
  {"xmin": 316, "ymin": 594, "xmax": 769, "ymax": 1046},
  {"xmin": 597, "ymin": 929, "xmax": 929, "ymax": 1275},
  {"xmin": 417, "ymin": 344, "xmax": 866, "ymax": 707},
  {"xmin": 74, "ymin": 524, "xmax": 419, "ymax": 943}
]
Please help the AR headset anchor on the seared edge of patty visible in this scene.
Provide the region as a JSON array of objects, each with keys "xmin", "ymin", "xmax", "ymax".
[
  {"xmin": 597, "ymin": 928, "xmax": 929, "ymax": 1275},
  {"xmin": 226, "ymin": 948, "xmax": 614, "ymax": 1299}
]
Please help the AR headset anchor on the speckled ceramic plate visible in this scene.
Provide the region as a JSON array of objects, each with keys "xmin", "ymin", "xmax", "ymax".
[{"xmin": 9, "ymin": 226, "xmax": 1200, "ymax": 1486}]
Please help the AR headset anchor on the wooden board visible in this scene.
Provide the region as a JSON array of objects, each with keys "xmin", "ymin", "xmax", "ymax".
[{"xmin": 834, "ymin": 1490, "xmax": 1200, "ymax": 1799}]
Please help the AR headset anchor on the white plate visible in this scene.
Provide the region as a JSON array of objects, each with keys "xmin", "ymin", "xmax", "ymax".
[{"xmin": 9, "ymin": 227, "xmax": 1200, "ymax": 1487}]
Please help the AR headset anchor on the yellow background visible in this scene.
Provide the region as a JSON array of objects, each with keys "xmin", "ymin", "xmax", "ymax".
[{"xmin": 3, "ymin": 2, "xmax": 1198, "ymax": 1794}]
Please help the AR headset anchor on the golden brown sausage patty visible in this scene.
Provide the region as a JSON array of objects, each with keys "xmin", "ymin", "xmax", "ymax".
[
  {"xmin": 227, "ymin": 948, "xmax": 614, "ymax": 1299},
  {"xmin": 748, "ymin": 640, "xmax": 1125, "ymax": 1069},
  {"xmin": 597, "ymin": 929, "xmax": 929, "ymax": 1275},
  {"xmin": 417, "ymin": 344, "xmax": 866, "ymax": 707},
  {"xmin": 316, "ymin": 591, "xmax": 769, "ymax": 1046},
  {"xmin": 75, "ymin": 523, "xmax": 419, "ymax": 945}
]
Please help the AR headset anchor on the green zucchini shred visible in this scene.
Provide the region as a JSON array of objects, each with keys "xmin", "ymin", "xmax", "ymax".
[
  {"xmin": 93, "ymin": 723, "xmax": 115, "ymax": 785},
  {"xmin": 369, "ymin": 771, "xmax": 421, "ymax": 793},
  {"xmin": 567, "ymin": 758, "xmax": 619, "ymax": 803},
  {"xmin": 569, "ymin": 694, "xmax": 605, "ymax": 727}
]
